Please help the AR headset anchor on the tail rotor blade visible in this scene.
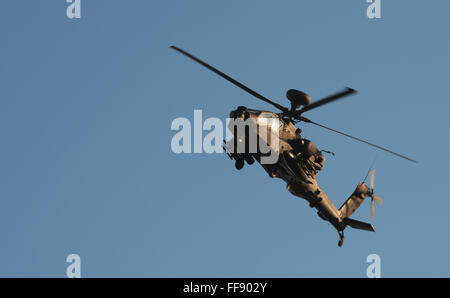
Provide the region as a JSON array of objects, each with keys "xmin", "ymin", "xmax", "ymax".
[
  {"xmin": 372, "ymin": 195, "xmax": 383, "ymax": 205},
  {"xmin": 370, "ymin": 199, "xmax": 375, "ymax": 220},
  {"xmin": 370, "ymin": 169, "xmax": 375, "ymax": 190}
]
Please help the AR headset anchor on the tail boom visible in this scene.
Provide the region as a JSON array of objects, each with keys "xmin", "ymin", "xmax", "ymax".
[{"xmin": 338, "ymin": 182, "xmax": 371, "ymax": 219}]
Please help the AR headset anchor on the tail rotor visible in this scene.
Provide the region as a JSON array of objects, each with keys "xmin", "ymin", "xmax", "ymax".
[{"xmin": 368, "ymin": 169, "xmax": 383, "ymax": 220}]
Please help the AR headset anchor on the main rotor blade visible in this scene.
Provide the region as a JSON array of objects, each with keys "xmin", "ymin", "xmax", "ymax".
[
  {"xmin": 170, "ymin": 46, "xmax": 289, "ymax": 113},
  {"xmin": 298, "ymin": 87, "xmax": 357, "ymax": 114},
  {"xmin": 299, "ymin": 117, "xmax": 419, "ymax": 163}
]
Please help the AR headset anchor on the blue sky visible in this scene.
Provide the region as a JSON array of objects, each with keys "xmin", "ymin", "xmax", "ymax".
[{"xmin": 0, "ymin": 0, "xmax": 449, "ymax": 277}]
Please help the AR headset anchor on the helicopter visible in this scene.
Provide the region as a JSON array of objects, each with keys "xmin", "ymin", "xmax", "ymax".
[{"xmin": 170, "ymin": 45, "xmax": 417, "ymax": 247}]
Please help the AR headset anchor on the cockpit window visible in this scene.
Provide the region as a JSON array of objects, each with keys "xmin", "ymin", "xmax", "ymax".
[
  {"xmin": 258, "ymin": 112, "xmax": 276, "ymax": 119},
  {"xmin": 257, "ymin": 112, "xmax": 278, "ymax": 127}
]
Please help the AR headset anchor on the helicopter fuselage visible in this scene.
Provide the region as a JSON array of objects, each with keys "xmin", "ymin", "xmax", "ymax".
[
  {"xmin": 226, "ymin": 108, "xmax": 341, "ymax": 223},
  {"xmin": 169, "ymin": 46, "xmax": 395, "ymax": 246},
  {"xmin": 224, "ymin": 107, "xmax": 374, "ymax": 245}
]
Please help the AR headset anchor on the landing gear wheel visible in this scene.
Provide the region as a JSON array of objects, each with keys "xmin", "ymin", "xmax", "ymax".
[
  {"xmin": 235, "ymin": 158, "xmax": 244, "ymax": 170},
  {"xmin": 244, "ymin": 154, "xmax": 254, "ymax": 165},
  {"xmin": 338, "ymin": 239, "xmax": 343, "ymax": 247}
]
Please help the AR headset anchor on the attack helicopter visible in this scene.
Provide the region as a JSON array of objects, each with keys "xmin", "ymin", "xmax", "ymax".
[{"xmin": 170, "ymin": 46, "xmax": 417, "ymax": 247}]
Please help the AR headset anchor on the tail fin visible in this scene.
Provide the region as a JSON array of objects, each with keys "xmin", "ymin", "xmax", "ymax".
[
  {"xmin": 339, "ymin": 182, "xmax": 370, "ymax": 218},
  {"xmin": 344, "ymin": 218, "xmax": 375, "ymax": 232}
]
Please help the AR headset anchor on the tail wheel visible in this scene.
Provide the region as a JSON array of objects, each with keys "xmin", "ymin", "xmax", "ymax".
[{"xmin": 338, "ymin": 231, "xmax": 344, "ymax": 247}]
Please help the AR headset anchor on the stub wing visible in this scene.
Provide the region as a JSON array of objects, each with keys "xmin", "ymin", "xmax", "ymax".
[{"xmin": 344, "ymin": 218, "xmax": 375, "ymax": 232}]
